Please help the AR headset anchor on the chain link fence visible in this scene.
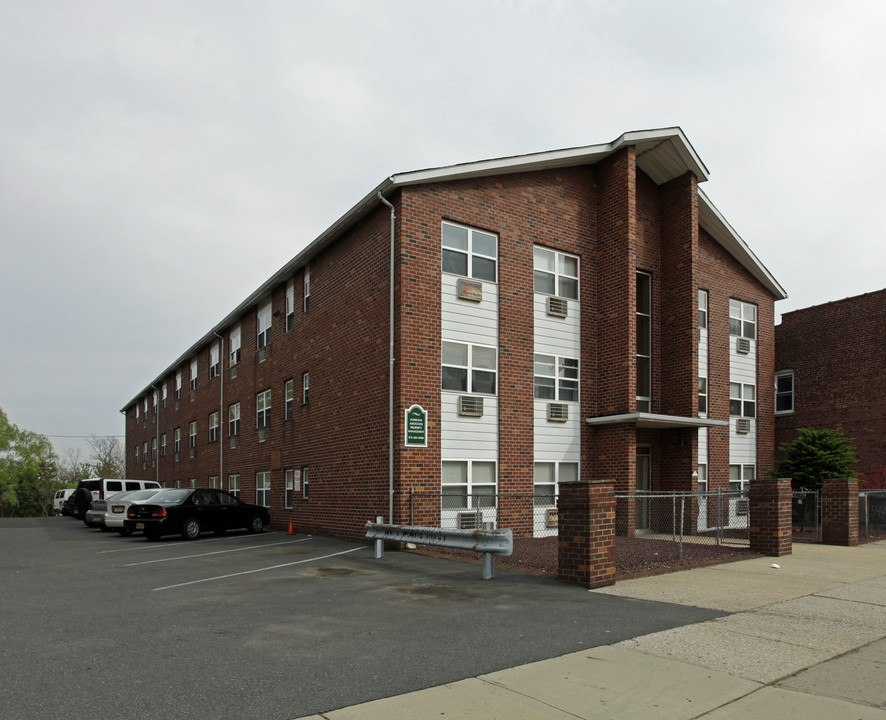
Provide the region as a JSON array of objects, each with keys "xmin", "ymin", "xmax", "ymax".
[
  {"xmin": 792, "ymin": 490, "xmax": 821, "ymax": 543},
  {"xmin": 859, "ymin": 490, "xmax": 886, "ymax": 541}
]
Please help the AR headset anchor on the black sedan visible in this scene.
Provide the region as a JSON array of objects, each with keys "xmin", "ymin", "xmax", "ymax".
[{"xmin": 124, "ymin": 488, "xmax": 270, "ymax": 541}]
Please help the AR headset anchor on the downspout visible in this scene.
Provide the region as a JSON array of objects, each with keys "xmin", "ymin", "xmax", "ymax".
[
  {"xmin": 377, "ymin": 191, "xmax": 395, "ymax": 524},
  {"xmin": 150, "ymin": 385, "xmax": 159, "ymax": 486},
  {"xmin": 213, "ymin": 331, "xmax": 224, "ymax": 488}
]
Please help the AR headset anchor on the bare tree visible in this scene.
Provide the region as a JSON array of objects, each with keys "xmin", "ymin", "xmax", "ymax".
[
  {"xmin": 87, "ymin": 435, "xmax": 125, "ymax": 478},
  {"xmin": 56, "ymin": 447, "xmax": 93, "ymax": 486}
]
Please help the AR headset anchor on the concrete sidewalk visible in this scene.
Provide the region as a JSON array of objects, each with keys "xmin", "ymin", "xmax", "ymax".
[{"xmin": 294, "ymin": 540, "xmax": 886, "ymax": 719}]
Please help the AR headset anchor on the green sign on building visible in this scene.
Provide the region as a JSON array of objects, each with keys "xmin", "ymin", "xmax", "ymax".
[{"xmin": 405, "ymin": 404, "xmax": 427, "ymax": 447}]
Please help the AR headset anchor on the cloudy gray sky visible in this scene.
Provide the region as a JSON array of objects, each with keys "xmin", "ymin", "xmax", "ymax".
[{"xmin": 2, "ymin": 0, "xmax": 884, "ymax": 459}]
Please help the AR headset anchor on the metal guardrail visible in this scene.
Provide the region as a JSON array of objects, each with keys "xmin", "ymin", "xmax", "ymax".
[{"xmin": 365, "ymin": 518, "xmax": 513, "ymax": 580}]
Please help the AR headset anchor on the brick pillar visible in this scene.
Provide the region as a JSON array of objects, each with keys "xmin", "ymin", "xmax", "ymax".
[
  {"xmin": 557, "ymin": 480, "xmax": 616, "ymax": 589},
  {"xmin": 822, "ymin": 478, "xmax": 859, "ymax": 546},
  {"xmin": 749, "ymin": 478, "xmax": 792, "ymax": 556}
]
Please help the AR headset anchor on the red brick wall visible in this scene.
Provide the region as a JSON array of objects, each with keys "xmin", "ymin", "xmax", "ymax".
[
  {"xmin": 775, "ymin": 289, "xmax": 886, "ymax": 488},
  {"xmin": 557, "ymin": 480, "xmax": 616, "ymax": 588}
]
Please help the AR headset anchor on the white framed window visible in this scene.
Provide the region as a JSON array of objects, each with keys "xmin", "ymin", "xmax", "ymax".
[
  {"xmin": 303, "ymin": 265, "xmax": 310, "ymax": 312},
  {"xmin": 729, "ymin": 383, "xmax": 756, "ymax": 418},
  {"xmin": 697, "ymin": 464, "xmax": 708, "ymax": 493},
  {"xmin": 285, "ymin": 379, "xmax": 294, "ymax": 419},
  {"xmin": 533, "ymin": 247, "xmax": 578, "ymax": 299},
  {"xmin": 302, "ymin": 372, "xmax": 309, "ymax": 404},
  {"xmin": 152, "ymin": 390, "xmax": 158, "ymax": 415},
  {"xmin": 533, "ymin": 354, "xmax": 578, "ymax": 401},
  {"xmin": 142, "ymin": 441, "xmax": 147, "ymax": 459},
  {"xmin": 257, "ymin": 301, "xmax": 272, "ymax": 350},
  {"xmin": 698, "ymin": 290, "xmax": 708, "ymax": 329},
  {"xmin": 135, "ymin": 404, "xmax": 139, "ymax": 423},
  {"xmin": 161, "ymin": 433, "xmax": 167, "ymax": 457},
  {"xmin": 188, "ymin": 421, "xmax": 197, "ymax": 448},
  {"xmin": 228, "ymin": 474, "xmax": 240, "ymax": 497},
  {"xmin": 302, "ymin": 466, "xmax": 309, "ymax": 499},
  {"xmin": 134, "ymin": 445, "xmax": 139, "ymax": 463},
  {"xmin": 189, "ymin": 358, "xmax": 198, "ymax": 391},
  {"xmin": 151, "ymin": 438, "xmax": 157, "ymax": 460},
  {"xmin": 175, "ymin": 371, "xmax": 182, "ymax": 400},
  {"xmin": 143, "ymin": 396, "xmax": 148, "ymax": 415},
  {"xmin": 441, "ymin": 222, "xmax": 497, "ymax": 282},
  {"xmin": 174, "ymin": 480, "xmax": 182, "ymax": 489},
  {"xmin": 442, "ymin": 341, "xmax": 497, "ymax": 395},
  {"xmin": 209, "ymin": 342, "xmax": 220, "ymax": 379},
  {"xmin": 209, "ymin": 476, "xmax": 220, "ymax": 489},
  {"xmin": 285, "ymin": 469, "xmax": 294, "ymax": 508},
  {"xmin": 188, "ymin": 478, "xmax": 196, "ymax": 489},
  {"xmin": 636, "ymin": 271, "xmax": 652, "ymax": 412},
  {"xmin": 533, "ymin": 462, "xmax": 577, "ymax": 507},
  {"xmin": 775, "ymin": 370, "xmax": 794, "ymax": 414},
  {"xmin": 698, "ymin": 376, "xmax": 708, "ymax": 415},
  {"xmin": 286, "ymin": 280, "xmax": 295, "ymax": 331},
  {"xmin": 174, "ymin": 427, "xmax": 181, "ymax": 453},
  {"xmin": 209, "ymin": 411, "xmax": 219, "ymax": 443},
  {"xmin": 162, "ymin": 383, "xmax": 168, "ymax": 408},
  {"xmin": 229, "ymin": 325, "xmax": 241, "ymax": 366},
  {"xmin": 256, "ymin": 471, "xmax": 271, "ymax": 507},
  {"xmin": 257, "ymin": 389, "xmax": 271, "ymax": 429},
  {"xmin": 729, "ymin": 464, "xmax": 755, "ymax": 493},
  {"xmin": 442, "ymin": 460, "xmax": 496, "ymax": 510},
  {"xmin": 729, "ymin": 299, "xmax": 757, "ymax": 340},
  {"xmin": 229, "ymin": 402, "xmax": 240, "ymax": 436}
]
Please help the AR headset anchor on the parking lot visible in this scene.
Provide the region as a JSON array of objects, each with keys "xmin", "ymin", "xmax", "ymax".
[{"xmin": 1, "ymin": 517, "xmax": 724, "ymax": 720}]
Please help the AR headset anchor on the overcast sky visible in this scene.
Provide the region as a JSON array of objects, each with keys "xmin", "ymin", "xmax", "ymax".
[{"xmin": 2, "ymin": 0, "xmax": 884, "ymax": 460}]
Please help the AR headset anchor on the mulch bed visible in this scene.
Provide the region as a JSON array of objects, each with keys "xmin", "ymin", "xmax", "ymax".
[{"xmin": 410, "ymin": 535, "xmax": 760, "ymax": 581}]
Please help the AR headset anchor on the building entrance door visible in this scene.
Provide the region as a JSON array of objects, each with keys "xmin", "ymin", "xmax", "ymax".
[{"xmin": 636, "ymin": 445, "xmax": 651, "ymax": 531}]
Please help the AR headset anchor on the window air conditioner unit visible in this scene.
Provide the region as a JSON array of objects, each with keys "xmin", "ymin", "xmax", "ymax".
[
  {"xmin": 189, "ymin": 447, "xmax": 196, "ymax": 459},
  {"xmin": 457, "ymin": 511, "xmax": 481, "ymax": 530},
  {"xmin": 457, "ymin": 278, "xmax": 483, "ymax": 302},
  {"xmin": 174, "ymin": 452, "xmax": 180, "ymax": 462},
  {"xmin": 736, "ymin": 498, "xmax": 749, "ymax": 516},
  {"xmin": 458, "ymin": 395, "xmax": 484, "ymax": 417},
  {"xmin": 230, "ymin": 436, "xmax": 238, "ymax": 449},
  {"xmin": 258, "ymin": 347, "xmax": 266, "ymax": 363},
  {"xmin": 231, "ymin": 366, "xmax": 238, "ymax": 379},
  {"xmin": 546, "ymin": 508, "xmax": 559, "ymax": 528},
  {"xmin": 258, "ymin": 428, "xmax": 266, "ymax": 443},
  {"xmin": 736, "ymin": 337, "xmax": 751, "ymax": 354},
  {"xmin": 547, "ymin": 296, "xmax": 568, "ymax": 318},
  {"xmin": 547, "ymin": 403, "xmax": 569, "ymax": 422},
  {"xmin": 736, "ymin": 418, "xmax": 751, "ymax": 434}
]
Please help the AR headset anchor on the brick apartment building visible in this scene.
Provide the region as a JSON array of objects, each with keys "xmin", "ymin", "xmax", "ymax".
[
  {"xmin": 123, "ymin": 127, "xmax": 786, "ymax": 540},
  {"xmin": 775, "ymin": 288, "xmax": 886, "ymax": 489}
]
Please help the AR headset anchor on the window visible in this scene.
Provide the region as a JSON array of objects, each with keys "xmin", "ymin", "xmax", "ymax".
[
  {"xmin": 189, "ymin": 358, "xmax": 198, "ymax": 391},
  {"xmin": 228, "ymin": 474, "xmax": 240, "ymax": 497},
  {"xmin": 189, "ymin": 421, "xmax": 197, "ymax": 448},
  {"xmin": 162, "ymin": 383, "xmax": 168, "ymax": 408},
  {"xmin": 256, "ymin": 471, "xmax": 271, "ymax": 507},
  {"xmin": 209, "ymin": 476, "xmax": 220, "ymax": 489},
  {"xmin": 302, "ymin": 372, "xmax": 309, "ymax": 404},
  {"xmin": 302, "ymin": 466, "xmax": 309, "ymax": 499},
  {"xmin": 533, "ymin": 247, "xmax": 578, "ymax": 299},
  {"xmin": 729, "ymin": 383, "xmax": 756, "ymax": 418},
  {"xmin": 442, "ymin": 341, "xmax": 497, "ymax": 395},
  {"xmin": 303, "ymin": 265, "xmax": 310, "ymax": 312},
  {"xmin": 636, "ymin": 272, "xmax": 651, "ymax": 412},
  {"xmin": 161, "ymin": 433, "xmax": 167, "ymax": 457},
  {"xmin": 134, "ymin": 445, "xmax": 139, "ymax": 464},
  {"xmin": 775, "ymin": 371, "xmax": 794, "ymax": 414},
  {"xmin": 257, "ymin": 390, "xmax": 271, "ymax": 429},
  {"xmin": 143, "ymin": 396, "xmax": 148, "ymax": 415},
  {"xmin": 229, "ymin": 325, "xmax": 241, "ymax": 366},
  {"xmin": 286, "ymin": 280, "xmax": 295, "ymax": 331},
  {"xmin": 209, "ymin": 412, "xmax": 219, "ymax": 443},
  {"xmin": 175, "ymin": 371, "xmax": 182, "ymax": 401},
  {"xmin": 174, "ymin": 480, "xmax": 181, "ymax": 489},
  {"xmin": 285, "ymin": 379, "xmax": 294, "ymax": 419},
  {"xmin": 142, "ymin": 441, "xmax": 147, "ymax": 460},
  {"xmin": 135, "ymin": 404, "xmax": 139, "ymax": 423},
  {"xmin": 442, "ymin": 460, "xmax": 496, "ymax": 510},
  {"xmin": 441, "ymin": 222, "xmax": 497, "ymax": 282},
  {"xmin": 285, "ymin": 469, "xmax": 294, "ymax": 508},
  {"xmin": 697, "ymin": 464, "xmax": 708, "ymax": 493},
  {"xmin": 698, "ymin": 290, "xmax": 708, "ymax": 329},
  {"xmin": 534, "ymin": 462, "xmax": 577, "ymax": 507},
  {"xmin": 698, "ymin": 376, "xmax": 708, "ymax": 415},
  {"xmin": 188, "ymin": 478, "xmax": 196, "ymax": 489},
  {"xmin": 151, "ymin": 438, "xmax": 157, "ymax": 460},
  {"xmin": 534, "ymin": 355, "xmax": 578, "ymax": 401},
  {"xmin": 229, "ymin": 402, "xmax": 240, "ymax": 436},
  {"xmin": 174, "ymin": 427, "xmax": 181, "ymax": 453},
  {"xmin": 257, "ymin": 301, "xmax": 272, "ymax": 350},
  {"xmin": 729, "ymin": 299, "xmax": 757, "ymax": 340},
  {"xmin": 729, "ymin": 464, "xmax": 755, "ymax": 493},
  {"xmin": 209, "ymin": 342, "xmax": 220, "ymax": 379},
  {"xmin": 152, "ymin": 390, "xmax": 158, "ymax": 415}
]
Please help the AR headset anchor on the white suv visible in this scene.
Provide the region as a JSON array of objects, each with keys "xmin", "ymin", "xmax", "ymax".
[{"xmin": 71, "ymin": 478, "xmax": 162, "ymax": 525}]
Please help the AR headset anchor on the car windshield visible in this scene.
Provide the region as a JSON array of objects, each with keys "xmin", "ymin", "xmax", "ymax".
[
  {"xmin": 117, "ymin": 489, "xmax": 163, "ymax": 502},
  {"xmin": 147, "ymin": 489, "xmax": 191, "ymax": 503}
]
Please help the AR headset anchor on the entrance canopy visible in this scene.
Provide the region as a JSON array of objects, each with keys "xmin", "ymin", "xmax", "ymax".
[{"xmin": 585, "ymin": 413, "xmax": 729, "ymax": 430}]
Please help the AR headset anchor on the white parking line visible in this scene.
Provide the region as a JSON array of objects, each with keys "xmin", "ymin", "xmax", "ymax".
[
  {"xmin": 96, "ymin": 531, "xmax": 282, "ymax": 554},
  {"xmin": 152, "ymin": 546, "xmax": 366, "ymax": 591},
  {"xmin": 123, "ymin": 537, "xmax": 313, "ymax": 566}
]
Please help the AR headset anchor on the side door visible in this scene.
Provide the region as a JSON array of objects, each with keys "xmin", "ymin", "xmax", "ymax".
[
  {"xmin": 191, "ymin": 489, "xmax": 221, "ymax": 531},
  {"xmin": 216, "ymin": 490, "xmax": 244, "ymax": 530}
]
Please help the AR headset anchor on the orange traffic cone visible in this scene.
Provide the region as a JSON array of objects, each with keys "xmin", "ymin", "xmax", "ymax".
[{"xmin": 288, "ymin": 519, "xmax": 294, "ymax": 535}]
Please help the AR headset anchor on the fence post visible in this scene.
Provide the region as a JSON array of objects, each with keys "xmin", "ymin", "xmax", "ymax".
[
  {"xmin": 749, "ymin": 478, "xmax": 792, "ymax": 556},
  {"xmin": 822, "ymin": 478, "xmax": 859, "ymax": 546},
  {"xmin": 557, "ymin": 480, "xmax": 616, "ymax": 589}
]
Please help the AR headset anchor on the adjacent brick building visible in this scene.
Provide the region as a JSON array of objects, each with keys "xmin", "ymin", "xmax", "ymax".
[
  {"xmin": 775, "ymin": 288, "xmax": 886, "ymax": 489},
  {"xmin": 123, "ymin": 128, "xmax": 786, "ymax": 540}
]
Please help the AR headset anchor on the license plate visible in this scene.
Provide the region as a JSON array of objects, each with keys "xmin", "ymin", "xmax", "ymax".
[
  {"xmin": 136, "ymin": 523, "xmax": 144, "ymax": 529},
  {"xmin": 112, "ymin": 506, "xmax": 124, "ymax": 513}
]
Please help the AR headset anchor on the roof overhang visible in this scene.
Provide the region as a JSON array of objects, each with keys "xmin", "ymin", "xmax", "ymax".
[{"xmin": 585, "ymin": 413, "xmax": 729, "ymax": 430}]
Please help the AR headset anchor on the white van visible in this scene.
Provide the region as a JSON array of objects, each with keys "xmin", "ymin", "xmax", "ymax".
[
  {"xmin": 53, "ymin": 489, "xmax": 75, "ymax": 514},
  {"xmin": 70, "ymin": 478, "xmax": 162, "ymax": 523}
]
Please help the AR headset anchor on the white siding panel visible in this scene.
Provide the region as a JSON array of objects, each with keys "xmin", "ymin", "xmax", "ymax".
[
  {"xmin": 698, "ymin": 426, "xmax": 708, "ymax": 461},
  {"xmin": 533, "ymin": 402, "xmax": 580, "ymax": 460},
  {"xmin": 533, "ymin": 295, "xmax": 581, "ymax": 357},
  {"xmin": 441, "ymin": 275, "xmax": 498, "ymax": 345},
  {"xmin": 729, "ymin": 422, "xmax": 756, "ymax": 465},
  {"xmin": 698, "ymin": 327, "xmax": 708, "ymax": 377},
  {"xmin": 441, "ymin": 393, "xmax": 498, "ymax": 458}
]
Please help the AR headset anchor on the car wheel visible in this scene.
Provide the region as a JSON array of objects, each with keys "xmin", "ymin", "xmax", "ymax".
[
  {"xmin": 117, "ymin": 528, "xmax": 133, "ymax": 537},
  {"xmin": 246, "ymin": 515, "xmax": 264, "ymax": 534},
  {"xmin": 181, "ymin": 517, "xmax": 201, "ymax": 540}
]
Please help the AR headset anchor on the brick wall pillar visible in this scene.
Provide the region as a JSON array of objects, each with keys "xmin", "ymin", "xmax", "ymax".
[
  {"xmin": 557, "ymin": 480, "xmax": 616, "ymax": 589},
  {"xmin": 749, "ymin": 478, "xmax": 793, "ymax": 556},
  {"xmin": 822, "ymin": 478, "xmax": 859, "ymax": 546}
]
